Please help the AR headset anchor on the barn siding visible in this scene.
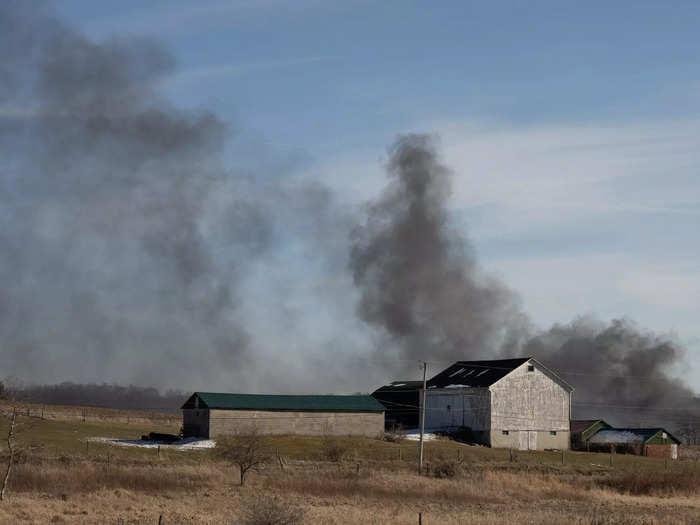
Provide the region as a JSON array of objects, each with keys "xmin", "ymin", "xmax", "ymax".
[
  {"xmin": 423, "ymin": 387, "xmax": 490, "ymax": 434},
  {"xmin": 182, "ymin": 408, "xmax": 210, "ymax": 438},
  {"xmin": 207, "ymin": 409, "xmax": 384, "ymax": 438},
  {"xmin": 489, "ymin": 363, "xmax": 571, "ymax": 450}
]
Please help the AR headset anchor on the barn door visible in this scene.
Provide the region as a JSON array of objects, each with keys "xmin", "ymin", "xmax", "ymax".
[
  {"xmin": 518, "ymin": 431, "xmax": 528, "ymax": 451},
  {"xmin": 528, "ymin": 431, "xmax": 537, "ymax": 450}
]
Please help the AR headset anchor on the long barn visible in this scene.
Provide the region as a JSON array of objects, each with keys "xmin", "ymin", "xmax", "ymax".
[{"xmin": 182, "ymin": 392, "xmax": 385, "ymax": 438}]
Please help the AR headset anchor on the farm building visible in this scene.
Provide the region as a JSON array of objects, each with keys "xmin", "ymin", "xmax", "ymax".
[
  {"xmin": 588, "ymin": 428, "xmax": 681, "ymax": 459},
  {"xmin": 571, "ymin": 419, "xmax": 611, "ymax": 450},
  {"xmin": 421, "ymin": 357, "xmax": 573, "ymax": 450},
  {"xmin": 181, "ymin": 392, "xmax": 385, "ymax": 438},
  {"xmin": 371, "ymin": 381, "xmax": 421, "ymax": 429}
]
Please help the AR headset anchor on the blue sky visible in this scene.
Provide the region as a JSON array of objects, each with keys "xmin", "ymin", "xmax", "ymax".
[{"xmin": 53, "ymin": 1, "xmax": 700, "ymax": 387}]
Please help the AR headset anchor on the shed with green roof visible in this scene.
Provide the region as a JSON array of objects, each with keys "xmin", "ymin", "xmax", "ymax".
[{"xmin": 181, "ymin": 392, "xmax": 385, "ymax": 438}]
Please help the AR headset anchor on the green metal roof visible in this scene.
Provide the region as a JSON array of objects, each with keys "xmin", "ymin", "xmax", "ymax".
[{"xmin": 182, "ymin": 392, "xmax": 386, "ymax": 412}]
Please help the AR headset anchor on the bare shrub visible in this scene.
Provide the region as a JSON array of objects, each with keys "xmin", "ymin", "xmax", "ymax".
[
  {"xmin": 321, "ymin": 436, "xmax": 347, "ymax": 462},
  {"xmin": 382, "ymin": 424, "xmax": 406, "ymax": 443},
  {"xmin": 431, "ymin": 457, "xmax": 459, "ymax": 479},
  {"xmin": 239, "ymin": 493, "xmax": 304, "ymax": 525},
  {"xmin": 216, "ymin": 429, "xmax": 270, "ymax": 485}
]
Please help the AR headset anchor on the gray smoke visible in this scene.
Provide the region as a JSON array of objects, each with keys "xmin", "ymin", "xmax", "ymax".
[
  {"xmin": 525, "ymin": 317, "xmax": 698, "ymax": 427},
  {"xmin": 0, "ymin": 2, "xmax": 351, "ymax": 393},
  {"xmin": 350, "ymin": 134, "xmax": 528, "ymax": 373},
  {"xmin": 350, "ymin": 135, "xmax": 698, "ymax": 431}
]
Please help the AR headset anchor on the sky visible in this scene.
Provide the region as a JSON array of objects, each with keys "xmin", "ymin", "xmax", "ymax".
[{"xmin": 23, "ymin": 1, "xmax": 700, "ymax": 389}]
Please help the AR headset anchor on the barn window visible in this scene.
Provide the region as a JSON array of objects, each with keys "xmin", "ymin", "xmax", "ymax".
[
  {"xmin": 527, "ymin": 364, "xmax": 535, "ymax": 372},
  {"xmin": 662, "ymin": 432, "xmax": 667, "ymax": 439},
  {"xmin": 502, "ymin": 430, "xmax": 509, "ymax": 435},
  {"xmin": 550, "ymin": 431, "xmax": 557, "ymax": 436}
]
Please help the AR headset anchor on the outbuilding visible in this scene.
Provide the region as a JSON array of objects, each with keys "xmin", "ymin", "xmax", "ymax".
[
  {"xmin": 371, "ymin": 381, "xmax": 422, "ymax": 429},
  {"xmin": 588, "ymin": 427, "xmax": 681, "ymax": 459},
  {"xmin": 570, "ymin": 419, "xmax": 611, "ymax": 450},
  {"xmin": 181, "ymin": 392, "xmax": 385, "ymax": 438}
]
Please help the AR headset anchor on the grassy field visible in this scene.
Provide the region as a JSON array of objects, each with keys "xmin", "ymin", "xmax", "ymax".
[{"xmin": 0, "ymin": 404, "xmax": 699, "ymax": 524}]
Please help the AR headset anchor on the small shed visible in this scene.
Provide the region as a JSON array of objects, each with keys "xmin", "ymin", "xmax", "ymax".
[
  {"xmin": 371, "ymin": 381, "xmax": 422, "ymax": 429},
  {"xmin": 570, "ymin": 419, "xmax": 611, "ymax": 450},
  {"xmin": 588, "ymin": 428, "xmax": 681, "ymax": 459},
  {"xmin": 181, "ymin": 392, "xmax": 385, "ymax": 439}
]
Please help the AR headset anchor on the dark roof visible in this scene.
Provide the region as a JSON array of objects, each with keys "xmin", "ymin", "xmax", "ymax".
[
  {"xmin": 182, "ymin": 392, "xmax": 385, "ymax": 412},
  {"xmin": 427, "ymin": 358, "xmax": 531, "ymax": 388},
  {"xmin": 589, "ymin": 428, "xmax": 681, "ymax": 445},
  {"xmin": 570, "ymin": 419, "xmax": 610, "ymax": 434},
  {"xmin": 373, "ymin": 381, "xmax": 423, "ymax": 393}
]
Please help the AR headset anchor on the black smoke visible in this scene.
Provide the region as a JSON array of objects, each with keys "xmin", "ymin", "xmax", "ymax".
[{"xmin": 350, "ymin": 134, "xmax": 528, "ymax": 372}]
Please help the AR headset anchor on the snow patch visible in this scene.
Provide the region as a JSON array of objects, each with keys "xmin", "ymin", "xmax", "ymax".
[
  {"xmin": 403, "ymin": 429, "xmax": 438, "ymax": 441},
  {"xmin": 87, "ymin": 437, "xmax": 216, "ymax": 450},
  {"xmin": 589, "ymin": 431, "xmax": 644, "ymax": 444}
]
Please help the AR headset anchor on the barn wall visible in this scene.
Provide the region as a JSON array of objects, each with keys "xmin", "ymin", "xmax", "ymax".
[
  {"xmin": 490, "ymin": 429, "xmax": 570, "ymax": 450},
  {"xmin": 489, "ymin": 363, "xmax": 571, "ymax": 450},
  {"xmin": 182, "ymin": 408, "xmax": 209, "ymax": 438},
  {"xmin": 423, "ymin": 388, "xmax": 490, "ymax": 435},
  {"xmin": 645, "ymin": 444, "xmax": 679, "ymax": 459},
  {"xmin": 207, "ymin": 410, "xmax": 384, "ymax": 438}
]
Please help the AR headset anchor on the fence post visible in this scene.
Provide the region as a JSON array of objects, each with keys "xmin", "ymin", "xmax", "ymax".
[
  {"xmin": 418, "ymin": 512, "xmax": 422, "ymax": 525},
  {"xmin": 561, "ymin": 449, "xmax": 565, "ymax": 465},
  {"xmin": 356, "ymin": 463, "xmax": 360, "ymax": 475}
]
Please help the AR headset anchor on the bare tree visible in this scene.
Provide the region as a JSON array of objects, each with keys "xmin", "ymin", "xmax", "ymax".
[
  {"xmin": 216, "ymin": 429, "xmax": 270, "ymax": 486},
  {"xmin": 0, "ymin": 408, "xmax": 16, "ymax": 501}
]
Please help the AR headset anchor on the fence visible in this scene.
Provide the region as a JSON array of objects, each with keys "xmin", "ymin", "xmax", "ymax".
[{"xmin": 0, "ymin": 401, "xmax": 179, "ymax": 427}]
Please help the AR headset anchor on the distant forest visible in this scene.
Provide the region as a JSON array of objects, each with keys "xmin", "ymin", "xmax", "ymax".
[{"xmin": 7, "ymin": 382, "xmax": 188, "ymax": 412}]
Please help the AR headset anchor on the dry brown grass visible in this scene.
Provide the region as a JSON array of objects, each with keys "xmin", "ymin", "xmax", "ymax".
[
  {"xmin": 599, "ymin": 469, "xmax": 700, "ymax": 496},
  {"xmin": 0, "ymin": 459, "xmax": 698, "ymax": 524},
  {"xmin": 0, "ymin": 415, "xmax": 699, "ymax": 524},
  {"xmin": 7, "ymin": 462, "xmax": 222, "ymax": 496}
]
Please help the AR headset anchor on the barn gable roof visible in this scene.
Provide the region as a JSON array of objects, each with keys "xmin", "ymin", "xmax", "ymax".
[
  {"xmin": 426, "ymin": 357, "xmax": 574, "ymax": 391},
  {"xmin": 182, "ymin": 392, "xmax": 385, "ymax": 413},
  {"xmin": 427, "ymin": 358, "xmax": 530, "ymax": 388}
]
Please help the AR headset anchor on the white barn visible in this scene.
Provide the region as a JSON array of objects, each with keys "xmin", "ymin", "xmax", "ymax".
[{"xmin": 421, "ymin": 357, "xmax": 573, "ymax": 450}]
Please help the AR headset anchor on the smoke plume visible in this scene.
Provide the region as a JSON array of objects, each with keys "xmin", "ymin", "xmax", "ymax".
[
  {"xmin": 350, "ymin": 134, "xmax": 528, "ymax": 370},
  {"xmin": 351, "ymin": 135, "xmax": 698, "ymax": 431}
]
